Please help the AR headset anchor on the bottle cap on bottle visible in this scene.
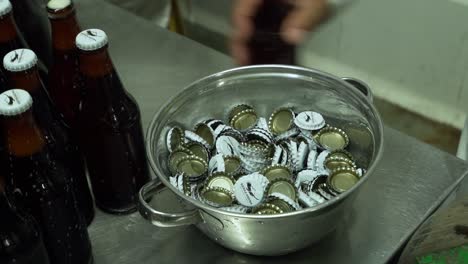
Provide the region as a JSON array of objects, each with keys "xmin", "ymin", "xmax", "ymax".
[
  {"xmin": 47, "ymin": 0, "xmax": 71, "ymax": 10},
  {"xmin": 3, "ymin": 49, "xmax": 38, "ymax": 72},
  {"xmin": 0, "ymin": 0, "xmax": 12, "ymax": 17},
  {"xmin": 0, "ymin": 89, "xmax": 33, "ymax": 116},
  {"xmin": 76, "ymin": 29, "xmax": 108, "ymax": 51}
]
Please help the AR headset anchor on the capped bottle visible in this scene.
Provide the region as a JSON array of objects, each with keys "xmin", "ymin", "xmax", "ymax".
[
  {"xmin": 0, "ymin": 89, "xmax": 93, "ymax": 264},
  {"xmin": 76, "ymin": 29, "xmax": 150, "ymax": 214},
  {"xmin": 47, "ymin": 0, "xmax": 82, "ymax": 127},
  {"xmin": 3, "ymin": 48, "xmax": 95, "ymax": 225},
  {"xmin": 0, "ymin": 0, "xmax": 22, "ymax": 71},
  {"xmin": 9, "ymin": 0, "xmax": 51, "ymax": 68},
  {"xmin": 0, "ymin": 0, "xmax": 48, "ymax": 86},
  {"xmin": 0, "ymin": 185, "xmax": 50, "ymax": 264}
]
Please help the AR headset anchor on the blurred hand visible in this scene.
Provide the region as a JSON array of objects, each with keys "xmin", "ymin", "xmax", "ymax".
[{"xmin": 231, "ymin": 0, "xmax": 329, "ymax": 65}]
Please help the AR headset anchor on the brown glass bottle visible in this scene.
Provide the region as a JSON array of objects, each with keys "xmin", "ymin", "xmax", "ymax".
[
  {"xmin": 76, "ymin": 29, "xmax": 150, "ymax": 214},
  {"xmin": 3, "ymin": 49, "xmax": 95, "ymax": 225},
  {"xmin": 0, "ymin": 0, "xmax": 23, "ymax": 71},
  {"xmin": 0, "ymin": 0, "xmax": 49, "ymax": 87},
  {"xmin": 0, "ymin": 185, "xmax": 50, "ymax": 264},
  {"xmin": 0, "ymin": 89, "xmax": 92, "ymax": 264},
  {"xmin": 47, "ymin": 1, "xmax": 82, "ymax": 127},
  {"xmin": 248, "ymin": 0, "xmax": 296, "ymax": 65},
  {"xmin": 9, "ymin": 0, "xmax": 51, "ymax": 68}
]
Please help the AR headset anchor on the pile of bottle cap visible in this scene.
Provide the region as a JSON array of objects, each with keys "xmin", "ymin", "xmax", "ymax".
[{"xmin": 166, "ymin": 104, "xmax": 366, "ymax": 215}]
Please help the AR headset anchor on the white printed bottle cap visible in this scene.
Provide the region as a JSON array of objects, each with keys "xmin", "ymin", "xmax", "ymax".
[
  {"xmin": 3, "ymin": 49, "xmax": 38, "ymax": 72},
  {"xmin": 0, "ymin": 0, "xmax": 12, "ymax": 16},
  {"xmin": 76, "ymin": 29, "xmax": 108, "ymax": 51},
  {"xmin": 47, "ymin": 0, "xmax": 71, "ymax": 10},
  {"xmin": 234, "ymin": 173, "xmax": 269, "ymax": 207},
  {"xmin": 0, "ymin": 89, "xmax": 33, "ymax": 116},
  {"xmin": 294, "ymin": 111, "xmax": 325, "ymax": 131},
  {"xmin": 216, "ymin": 135, "xmax": 240, "ymax": 156}
]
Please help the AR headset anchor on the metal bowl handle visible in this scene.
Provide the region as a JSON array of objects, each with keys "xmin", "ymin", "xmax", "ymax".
[
  {"xmin": 342, "ymin": 77, "xmax": 374, "ymax": 103},
  {"xmin": 138, "ymin": 178, "xmax": 202, "ymax": 227}
]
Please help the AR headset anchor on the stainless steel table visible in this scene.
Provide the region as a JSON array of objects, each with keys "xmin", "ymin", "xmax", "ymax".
[{"xmin": 77, "ymin": 1, "xmax": 468, "ymax": 263}]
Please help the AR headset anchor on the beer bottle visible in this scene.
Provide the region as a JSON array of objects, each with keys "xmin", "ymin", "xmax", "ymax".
[
  {"xmin": 0, "ymin": 0, "xmax": 22, "ymax": 70},
  {"xmin": 47, "ymin": 0, "xmax": 82, "ymax": 127},
  {"xmin": 76, "ymin": 29, "xmax": 150, "ymax": 214},
  {"xmin": 3, "ymin": 49, "xmax": 95, "ymax": 225},
  {"xmin": 9, "ymin": 0, "xmax": 51, "ymax": 68},
  {"xmin": 248, "ymin": 0, "xmax": 296, "ymax": 65},
  {"xmin": 0, "ymin": 0, "xmax": 49, "ymax": 87},
  {"xmin": 0, "ymin": 184, "xmax": 50, "ymax": 264},
  {"xmin": 0, "ymin": 89, "xmax": 93, "ymax": 264}
]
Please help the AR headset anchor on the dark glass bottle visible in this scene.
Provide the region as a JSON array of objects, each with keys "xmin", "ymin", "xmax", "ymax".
[
  {"xmin": 0, "ymin": 187, "xmax": 50, "ymax": 264},
  {"xmin": 0, "ymin": 0, "xmax": 22, "ymax": 71},
  {"xmin": 0, "ymin": 0, "xmax": 49, "ymax": 88},
  {"xmin": 3, "ymin": 49, "xmax": 95, "ymax": 225},
  {"xmin": 248, "ymin": 0, "xmax": 295, "ymax": 65},
  {"xmin": 9, "ymin": 0, "xmax": 51, "ymax": 68},
  {"xmin": 77, "ymin": 29, "xmax": 150, "ymax": 214},
  {"xmin": 47, "ymin": 0, "xmax": 82, "ymax": 127},
  {"xmin": 0, "ymin": 89, "xmax": 93, "ymax": 264}
]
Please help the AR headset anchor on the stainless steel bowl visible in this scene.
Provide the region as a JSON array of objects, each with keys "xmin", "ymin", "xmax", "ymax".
[{"xmin": 139, "ymin": 65, "xmax": 384, "ymax": 256}]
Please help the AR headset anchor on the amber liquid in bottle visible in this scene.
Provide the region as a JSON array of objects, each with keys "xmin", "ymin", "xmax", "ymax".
[
  {"xmin": 78, "ymin": 45, "xmax": 150, "ymax": 214},
  {"xmin": 3, "ymin": 107, "xmax": 93, "ymax": 264},
  {"xmin": 7, "ymin": 61, "xmax": 95, "ymax": 225},
  {"xmin": 248, "ymin": 0, "xmax": 295, "ymax": 65},
  {"xmin": 9, "ymin": 0, "xmax": 51, "ymax": 68},
  {"xmin": 0, "ymin": 185, "xmax": 50, "ymax": 264},
  {"xmin": 47, "ymin": 3, "xmax": 82, "ymax": 127},
  {"xmin": 0, "ymin": 10, "xmax": 23, "ymax": 71}
]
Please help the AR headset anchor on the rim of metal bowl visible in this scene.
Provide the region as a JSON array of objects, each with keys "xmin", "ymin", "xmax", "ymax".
[{"xmin": 146, "ymin": 64, "xmax": 384, "ymax": 219}]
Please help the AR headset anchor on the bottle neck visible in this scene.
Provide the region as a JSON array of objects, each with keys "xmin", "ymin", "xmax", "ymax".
[
  {"xmin": 79, "ymin": 47, "xmax": 114, "ymax": 77},
  {"xmin": 3, "ymin": 110, "xmax": 45, "ymax": 157},
  {"xmin": 0, "ymin": 13, "xmax": 18, "ymax": 43},
  {"xmin": 8, "ymin": 67, "xmax": 42, "ymax": 94},
  {"xmin": 49, "ymin": 8, "xmax": 81, "ymax": 51}
]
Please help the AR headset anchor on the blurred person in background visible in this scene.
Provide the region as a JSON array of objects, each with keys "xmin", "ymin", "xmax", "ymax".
[{"xmin": 105, "ymin": 0, "xmax": 353, "ymax": 64}]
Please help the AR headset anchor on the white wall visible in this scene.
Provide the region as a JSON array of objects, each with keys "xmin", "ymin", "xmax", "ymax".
[{"xmin": 186, "ymin": 0, "xmax": 468, "ymax": 128}]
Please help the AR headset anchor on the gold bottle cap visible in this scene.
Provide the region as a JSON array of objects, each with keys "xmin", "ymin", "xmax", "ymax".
[
  {"xmin": 204, "ymin": 172, "xmax": 236, "ymax": 193},
  {"xmin": 265, "ymin": 178, "xmax": 297, "ymax": 201},
  {"xmin": 228, "ymin": 104, "xmax": 254, "ymax": 121},
  {"xmin": 200, "ymin": 187, "xmax": 234, "ymax": 207},
  {"xmin": 175, "ymin": 155, "xmax": 208, "ymax": 179},
  {"xmin": 185, "ymin": 141, "xmax": 210, "ymax": 162},
  {"xmin": 261, "ymin": 165, "xmax": 292, "ymax": 181},
  {"xmin": 268, "ymin": 107, "xmax": 295, "ymax": 135},
  {"xmin": 194, "ymin": 123, "xmax": 215, "ymax": 147},
  {"xmin": 252, "ymin": 203, "xmax": 284, "ymax": 215},
  {"xmin": 168, "ymin": 147, "xmax": 194, "ymax": 174},
  {"xmin": 230, "ymin": 109, "xmax": 258, "ymax": 131},
  {"xmin": 268, "ymin": 192, "xmax": 301, "ymax": 211},
  {"xmin": 314, "ymin": 126, "xmax": 349, "ymax": 151},
  {"xmin": 223, "ymin": 155, "xmax": 242, "ymax": 176},
  {"xmin": 324, "ymin": 156, "xmax": 356, "ymax": 171},
  {"xmin": 327, "ymin": 149, "xmax": 355, "ymax": 162},
  {"xmin": 166, "ymin": 126, "xmax": 185, "ymax": 152},
  {"xmin": 184, "ymin": 130, "xmax": 211, "ymax": 150},
  {"xmin": 328, "ymin": 166, "xmax": 360, "ymax": 193}
]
